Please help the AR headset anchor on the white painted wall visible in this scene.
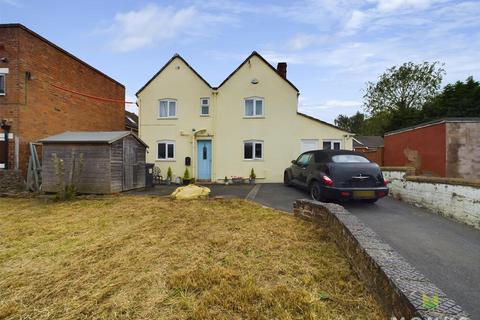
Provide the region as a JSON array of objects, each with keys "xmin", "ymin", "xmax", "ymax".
[{"xmin": 383, "ymin": 170, "xmax": 480, "ymax": 229}]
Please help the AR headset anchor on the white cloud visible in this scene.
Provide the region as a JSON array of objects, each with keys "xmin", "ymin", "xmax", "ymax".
[
  {"xmin": 371, "ymin": 0, "xmax": 434, "ymax": 13},
  {"xmin": 344, "ymin": 10, "xmax": 368, "ymax": 32},
  {"xmin": 0, "ymin": 0, "xmax": 21, "ymax": 6},
  {"xmin": 286, "ymin": 34, "xmax": 318, "ymax": 50},
  {"xmin": 103, "ymin": 4, "xmax": 233, "ymax": 52},
  {"xmin": 125, "ymin": 94, "xmax": 137, "ymax": 114}
]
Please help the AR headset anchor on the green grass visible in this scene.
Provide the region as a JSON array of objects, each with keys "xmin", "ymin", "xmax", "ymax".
[{"xmin": 0, "ymin": 196, "xmax": 383, "ymax": 319}]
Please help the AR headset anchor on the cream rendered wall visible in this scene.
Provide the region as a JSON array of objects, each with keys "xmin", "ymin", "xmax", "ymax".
[
  {"xmin": 215, "ymin": 55, "xmax": 352, "ymax": 182},
  {"xmin": 138, "ymin": 57, "xmax": 213, "ymax": 181},
  {"xmin": 139, "ymin": 54, "xmax": 352, "ymax": 183}
]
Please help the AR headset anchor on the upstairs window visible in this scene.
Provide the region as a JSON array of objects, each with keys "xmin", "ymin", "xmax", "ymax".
[
  {"xmin": 159, "ymin": 99, "xmax": 176, "ymax": 118},
  {"xmin": 244, "ymin": 140, "xmax": 263, "ymax": 160},
  {"xmin": 200, "ymin": 98, "xmax": 209, "ymax": 116},
  {"xmin": 157, "ymin": 140, "xmax": 175, "ymax": 160},
  {"xmin": 323, "ymin": 140, "xmax": 341, "ymax": 150},
  {"xmin": 0, "ymin": 74, "xmax": 5, "ymax": 95},
  {"xmin": 244, "ymin": 97, "xmax": 264, "ymax": 117}
]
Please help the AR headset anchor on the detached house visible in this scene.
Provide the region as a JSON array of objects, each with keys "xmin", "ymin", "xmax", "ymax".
[{"xmin": 137, "ymin": 51, "xmax": 352, "ymax": 183}]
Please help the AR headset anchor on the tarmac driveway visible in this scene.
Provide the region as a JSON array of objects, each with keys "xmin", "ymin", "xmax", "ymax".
[{"xmin": 252, "ymin": 183, "xmax": 480, "ymax": 319}]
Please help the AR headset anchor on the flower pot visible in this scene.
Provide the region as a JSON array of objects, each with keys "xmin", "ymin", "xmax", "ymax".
[
  {"xmin": 183, "ymin": 179, "xmax": 191, "ymax": 186},
  {"xmin": 249, "ymin": 179, "xmax": 256, "ymax": 184}
]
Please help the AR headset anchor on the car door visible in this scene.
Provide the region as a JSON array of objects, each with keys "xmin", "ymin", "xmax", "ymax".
[{"xmin": 292, "ymin": 152, "xmax": 312, "ymax": 187}]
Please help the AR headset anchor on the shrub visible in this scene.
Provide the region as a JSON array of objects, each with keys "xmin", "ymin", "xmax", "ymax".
[
  {"xmin": 249, "ymin": 168, "xmax": 256, "ymax": 180},
  {"xmin": 183, "ymin": 168, "xmax": 190, "ymax": 180}
]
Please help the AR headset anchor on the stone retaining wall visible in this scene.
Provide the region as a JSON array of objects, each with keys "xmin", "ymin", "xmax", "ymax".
[
  {"xmin": 0, "ymin": 170, "xmax": 25, "ymax": 194},
  {"xmin": 382, "ymin": 168, "xmax": 480, "ymax": 229},
  {"xmin": 294, "ymin": 199, "xmax": 470, "ymax": 320}
]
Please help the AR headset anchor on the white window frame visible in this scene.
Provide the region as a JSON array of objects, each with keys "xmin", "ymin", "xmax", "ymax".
[
  {"xmin": 157, "ymin": 140, "xmax": 176, "ymax": 161},
  {"xmin": 244, "ymin": 97, "xmax": 264, "ymax": 118},
  {"xmin": 243, "ymin": 140, "xmax": 263, "ymax": 160},
  {"xmin": 0, "ymin": 74, "xmax": 5, "ymax": 96},
  {"xmin": 323, "ymin": 140, "xmax": 342, "ymax": 150},
  {"xmin": 200, "ymin": 98, "xmax": 209, "ymax": 116},
  {"xmin": 158, "ymin": 99, "xmax": 177, "ymax": 119}
]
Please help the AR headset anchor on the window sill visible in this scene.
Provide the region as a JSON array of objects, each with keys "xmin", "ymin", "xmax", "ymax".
[
  {"xmin": 243, "ymin": 159, "xmax": 264, "ymax": 161},
  {"xmin": 200, "ymin": 114, "xmax": 210, "ymax": 117},
  {"xmin": 155, "ymin": 159, "xmax": 176, "ymax": 162},
  {"xmin": 243, "ymin": 116, "xmax": 265, "ymax": 119},
  {"xmin": 0, "ymin": 93, "xmax": 5, "ymax": 96},
  {"xmin": 157, "ymin": 117, "xmax": 178, "ymax": 120}
]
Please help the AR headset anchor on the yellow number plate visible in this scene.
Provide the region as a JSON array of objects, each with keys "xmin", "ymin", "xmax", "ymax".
[{"xmin": 353, "ymin": 191, "xmax": 375, "ymax": 199}]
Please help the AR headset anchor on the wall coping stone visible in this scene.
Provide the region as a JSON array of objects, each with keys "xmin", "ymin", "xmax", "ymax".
[
  {"xmin": 405, "ymin": 175, "xmax": 480, "ymax": 188},
  {"xmin": 293, "ymin": 199, "xmax": 471, "ymax": 320}
]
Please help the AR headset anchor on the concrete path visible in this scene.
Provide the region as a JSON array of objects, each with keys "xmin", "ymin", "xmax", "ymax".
[{"xmin": 251, "ymin": 183, "xmax": 480, "ymax": 319}]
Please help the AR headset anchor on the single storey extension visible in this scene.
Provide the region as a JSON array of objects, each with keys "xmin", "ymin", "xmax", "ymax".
[{"xmin": 136, "ymin": 51, "xmax": 353, "ymax": 183}]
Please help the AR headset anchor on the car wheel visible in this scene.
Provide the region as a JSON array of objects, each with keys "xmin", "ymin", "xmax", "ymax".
[
  {"xmin": 362, "ymin": 198, "xmax": 378, "ymax": 204},
  {"xmin": 283, "ymin": 172, "xmax": 292, "ymax": 187},
  {"xmin": 310, "ymin": 181, "xmax": 326, "ymax": 202}
]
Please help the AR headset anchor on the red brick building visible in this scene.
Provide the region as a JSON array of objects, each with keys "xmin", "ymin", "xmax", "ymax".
[
  {"xmin": 0, "ymin": 24, "xmax": 125, "ymax": 176},
  {"xmin": 384, "ymin": 118, "xmax": 480, "ymax": 179}
]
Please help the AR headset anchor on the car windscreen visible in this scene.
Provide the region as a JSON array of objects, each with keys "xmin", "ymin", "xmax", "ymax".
[{"xmin": 331, "ymin": 155, "xmax": 370, "ymax": 163}]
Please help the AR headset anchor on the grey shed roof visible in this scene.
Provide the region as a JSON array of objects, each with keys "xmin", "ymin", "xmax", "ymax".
[{"xmin": 39, "ymin": 131, "xmax": 148, "ymax": 147}]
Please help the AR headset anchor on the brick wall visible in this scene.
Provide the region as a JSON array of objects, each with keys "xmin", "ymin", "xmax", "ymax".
[
  {"xmin": 384, "ymin": 123, "xmax": 446, "ymax": 177},
  {"xmin": 383, "ymin": 168, "xmax": 480, "ymax": 229},
  {"xmin": 0, "ymin": 169, "xmax": 24, "ymax": 193},
  {"xmin": 0, "ymin": 24, "xmax": 125, "ymax": 175}
]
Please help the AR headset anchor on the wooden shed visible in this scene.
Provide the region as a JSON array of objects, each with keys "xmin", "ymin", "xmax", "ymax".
[{"xmin": 40, "ymin": 131, "xmax": 148, "ymax": 194}]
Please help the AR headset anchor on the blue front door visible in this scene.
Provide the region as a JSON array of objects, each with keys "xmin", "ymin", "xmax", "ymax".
[{"xmin": 197, "ymin": 140, "xmax": 212, "ymax": 180}]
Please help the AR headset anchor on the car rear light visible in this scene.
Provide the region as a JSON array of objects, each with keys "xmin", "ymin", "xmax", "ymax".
[
  {"xmin": 377, "ymin": 191, "xmax": 387, "ymax": 197},
  {"xmin": 340, "ymin": 191, "xmax": 350, "ymax": 197},
  {"xmin": 322, "ymin": 175, "xmax": 334, "ymax": 186}
]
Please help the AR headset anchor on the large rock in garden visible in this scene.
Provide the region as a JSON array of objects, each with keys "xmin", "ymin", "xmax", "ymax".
[{"xmin": 171, "ymin": 184, "xmax": 210, "ymax": 200}]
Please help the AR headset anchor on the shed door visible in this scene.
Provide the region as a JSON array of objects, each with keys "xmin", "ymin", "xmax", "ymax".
[{"xmin": 123, "ymin": 138, "xmax": 135, "ymax": 190}]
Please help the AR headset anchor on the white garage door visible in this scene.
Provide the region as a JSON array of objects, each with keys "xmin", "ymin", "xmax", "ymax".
[{"xmin": 300, "ymin": 139, "xmax": 319, "ymax": 153}]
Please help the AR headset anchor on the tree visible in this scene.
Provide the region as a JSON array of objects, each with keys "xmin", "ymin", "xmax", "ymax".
[
  {"xmin": 334, "ymin": 112, "xmax": 366, "ymax": 134},
  {"xmin": 364, "ymin": 61, "xmax": 445, "ymax": 115},
  {"xmin": 422, "ymin": 76, "xmax": 480, "ymax": 121}
]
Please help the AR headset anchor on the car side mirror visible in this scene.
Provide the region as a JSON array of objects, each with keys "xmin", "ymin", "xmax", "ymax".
[{"xmin": 291, "ymin": 160, "xmax": 297, "ymax": 165}]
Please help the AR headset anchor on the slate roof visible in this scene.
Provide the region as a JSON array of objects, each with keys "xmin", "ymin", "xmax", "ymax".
[
  {"xmin": 353, "ymin": 136, "xmax": 384, "ymax": 148},
  {"xmin": 125, "ymin": 111, "xmax": 138, "ymax": 131}
]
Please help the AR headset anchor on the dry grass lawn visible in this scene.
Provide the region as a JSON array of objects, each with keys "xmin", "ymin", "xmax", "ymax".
[{"xmin": 0, "ymin": 196, "xmax": 383, "ymax": 319}]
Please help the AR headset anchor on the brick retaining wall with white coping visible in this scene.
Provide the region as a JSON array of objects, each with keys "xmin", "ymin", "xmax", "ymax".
[{"xmin": 382, "ymin": 167, "xmax": 480, "ymax": 229}]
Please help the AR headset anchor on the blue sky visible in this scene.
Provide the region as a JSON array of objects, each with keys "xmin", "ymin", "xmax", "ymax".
[{"xmin": 1, "ymin": 0, "xmax": 479, "ymax": 123}]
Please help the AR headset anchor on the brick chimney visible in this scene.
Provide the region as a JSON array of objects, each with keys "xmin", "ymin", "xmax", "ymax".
[{"xmin": 276, "ymin": 62, "xmax": 287, "ymax": 78}]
